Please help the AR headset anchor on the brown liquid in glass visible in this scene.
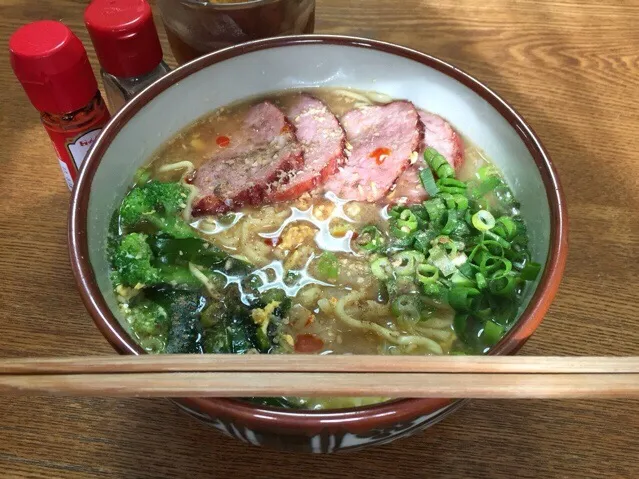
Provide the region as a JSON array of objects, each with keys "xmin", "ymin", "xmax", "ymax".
[{"xmin": 162, "ymin": 0, "xmax": 315, "ymax": 64}]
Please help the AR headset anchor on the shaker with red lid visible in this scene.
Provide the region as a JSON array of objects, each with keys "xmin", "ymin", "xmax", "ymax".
[
  {"xmin": 9, "ymin": 20, "xmax": 111, "ymax": 189},
  {"xmin": 85, "ymin": 0, "xmax": 170, "ymax": 112}
]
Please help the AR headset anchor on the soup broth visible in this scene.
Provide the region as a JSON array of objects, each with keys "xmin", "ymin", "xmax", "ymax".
[{"xmin": 109, "ymin": 88, "xmax": 539, "ymax": 409}]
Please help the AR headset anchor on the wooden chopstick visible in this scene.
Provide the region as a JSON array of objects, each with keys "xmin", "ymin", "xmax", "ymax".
[
  {"xmin": 3, "ymin": 355, "xmax": 639, "ymax": 374},
  {"xmin": 0, "ymin": 356, "xmax": 638, "ymax": 398}
]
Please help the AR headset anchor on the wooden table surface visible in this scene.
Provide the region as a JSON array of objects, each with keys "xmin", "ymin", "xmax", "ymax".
[{"xmin": 1, "ymin": 0, "xmax": 638, "ymax": 477}]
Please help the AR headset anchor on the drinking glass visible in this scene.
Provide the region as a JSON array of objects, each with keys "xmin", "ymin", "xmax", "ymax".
[{"xmin": 157, "ymin": 0, "xmax": 316, "ymax": 64}]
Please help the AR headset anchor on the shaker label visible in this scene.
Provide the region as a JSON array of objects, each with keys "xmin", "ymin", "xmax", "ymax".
[
  {"xmin": 67, "ymin": 128, "xmax": 102, "ymax": 169},
  {"xmin": 45, "ymin": 126, "xmax": 104, "ymax": 190},
  {"xmin": 57, "ymin": 158, "xmax": 74, "ymax": 190}
]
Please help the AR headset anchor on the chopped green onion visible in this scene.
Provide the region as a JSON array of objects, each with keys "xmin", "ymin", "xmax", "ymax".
[
  {"xmin": 450, "ymin": 252, "xmax": 468, "ymax": 268},
  {"xmin": 472, "ymin": 210, "xmax": 496, "ymax": 231},
  {"xmin": 458, "ymin": 261, "xmax": 474, "ymax": 278},
  {"xmin": 356, "ymin": 225, "xmax": 386, "ymax": 252},
  {"xmin": 481, "ymin": 239, "xmax": 505, "ymax": 257},
  {"xmin": 488, "ymin": 275, "xmax": 517, "ymax": 296},
  {"xmin": 450, "ymin": 270, "xmax": 474, "ymax": 287},
  {"xmin": 485, "ymin": 230, "xmax": 511, "ymax": 249},
  {"xmin": 438, "ymin": 193, "xmax": 468, "ymax": 211},
  {"xmin": 412, "ymin": 230, "xmax": 438, "ymax": 253},
  {"xmin": 453, "ymin": 313, "xmax": 469, "ymax": 342},
  {"xmin": 493, "ymin": 216, "xmax": 518, "ymax": 240},
  {"xmin": 479, "ymin": 255, "xmax": 511, "ymax": 277},
  {"xmin": 416, "ymin": 264, "xmax": 439, "ymax": 284},
  {"xmin": 422, "ymin": 282, "xmax": 447, "ymax": 300},
  {"xmin": 390, "ymin": 231, "xmax": 415, "ymax": 249},
  {"xmin": 472, "ymin": 176, "xmax": 502, "ymax": 198},
  {"xmin": 438, "ymin": 178, "xmax": 466, "ymax": 188},
  {"xmin": 434, "ymin": 235, "xmax": 459, "ymax": 256},
  {"xmin": 388, "ymin": 205, "xmax": 404, "ymax": 218},
  {"xmin": 391, "ymin": 294, "xmax": 421, "ymax": 319},
  {"xmin": 488, "ymin": 257, "xmax": 512, "ymax": 280},
  {"xmin": 397, "ymin": 209, "xmax": 418, "ymax": 233},
  {"xmin": 419, "ymin": 167, "xmax": 439, "ymax": 196},
  {"xmin": 370, "ymin": 257, "xmax": 393, "ymax": 281},
  {"xmin": 317, "ymin": 252, "xmax": 339, "ymax": 280},
  {"xmin": 436, "ymin": 177, "xmax": 467, "ymax": 194},
  {"xmin": 481, "ymin": 320, "xmax": 505, "ymax": 345},
  {"xmin": 441, "ymin": 210, "xmax": 460, "ymax": 235},
  {"xmin": 408, "ymin": 204, "xmax": 429, "ymax": 221},
  {"xmin": 475, "ymin": 272, "xmax": 488, "ymax": 290},
  {"xmin": 476, "ymin": 165, "xmax": 498, "ymax": 181},
  {"xmin": 390, "ymin": 225, "xmax": 410, "ymax": 239},
  {"xmin": 423, "ymin": 198, "xmax": 446, "ymax": 225},
  {"xmin": 424, "ymin": 147, "xmax": 455, "ymax": 179},
  {"xmin": 392, "ymin": 250, "xmax": 425, "ymax": 276},
  {"xmin": 448, "ymin": 287, "xmax": 480, "ymax": 312},
  {"xmin": 428, "ymin": 246, "xmax": 457, "ymax": 277},
  {"xmin": 520, "ymin": 261, "xmax": 542, "ymax": 281}
]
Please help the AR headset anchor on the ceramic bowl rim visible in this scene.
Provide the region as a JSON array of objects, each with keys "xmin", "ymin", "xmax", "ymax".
[{"xmin": 69, "ymin": 34, "xmax": 568, "ymax": 431}]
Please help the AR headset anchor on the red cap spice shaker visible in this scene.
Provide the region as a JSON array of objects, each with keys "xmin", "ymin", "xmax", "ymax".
[
  {"xmin": 85, "ymin": 0, "xmax": 171, "ymax": 112},
  {"xmin": 9, "ymin": 20, "xmax": 111, "ymax": 190}
]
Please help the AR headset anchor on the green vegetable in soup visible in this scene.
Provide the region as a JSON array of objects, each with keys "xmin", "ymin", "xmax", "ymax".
[
  {"xmin": 203, "ymin": 313, "xmax": 256, "ymax": 354},
  {"xmin": 359, "ymin": 147, "xmax": 540, "ymax": 353},
  {"xmin": 316, "ymin": 252, "xmax": 339, "ymax": 280},
  {"xmin": 126, "ymin": 299, "xmax": 171, "ymax": 353},
  {"xmin": 145, "ymin": 288, "xmax": 205, "ymax": 354},
  {"xmin": 111, "ymin": 233, "xmax": 209, "ymax": 289},
  {"xmin": 148, "ymin": 235, "xmax": 228, "ymax": 268},
  {"xmin": 119, "ymin": 180, "xmax": 194, "ymax": 238},
  {"xmin": 418, "ymin": 166, "xmax": 439, "ymax": 196},
  {"xmin": 424, "ymin": 147, "xmax": 455, "ymax": 179},
  {"xmin": 199, "ymin": 286, "xmax": 290, "ymax": 355},
  {"xmin": 355, "ymin": 225, "xmax": 386, "ymax": 253},
  {"xmin": 112, "ymin": 233, "xmax": 160, "ymax": 287}
]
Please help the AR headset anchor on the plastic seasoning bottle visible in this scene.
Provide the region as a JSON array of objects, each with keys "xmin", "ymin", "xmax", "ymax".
[
  {"xmin": 84, "ymin": 0, "xmax": 171, "ymax": 112},
  {"xmin": 9, "ymin": 20, "xmax": 111, "ymax": 190}
]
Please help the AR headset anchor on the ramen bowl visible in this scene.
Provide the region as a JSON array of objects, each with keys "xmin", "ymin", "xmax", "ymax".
[{"xmin": 69, "ymin": 35, "xmax": 567, "ymax": 452}]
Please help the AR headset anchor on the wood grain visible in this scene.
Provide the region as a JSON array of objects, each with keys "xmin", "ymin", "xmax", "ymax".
[
  {"xmin": 3, "ymin": 372, "xmax": 639, "ymax": 399},
  {"xmin": 3, "ymin": 355, "xmax": 639, "ymax": 374},
  {"xmin": 0, "ymin": 0, "xmax": 637, "ymax": 477}
]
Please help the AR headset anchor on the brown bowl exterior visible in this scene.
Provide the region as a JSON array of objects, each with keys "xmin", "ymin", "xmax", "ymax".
[{"xmin": 69, "ymin": 35, "xmax": 568, "ymax": 452}]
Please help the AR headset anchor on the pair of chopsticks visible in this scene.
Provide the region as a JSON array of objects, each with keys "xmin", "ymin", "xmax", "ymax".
[{"xmin": 1, "ymin": 355, "xmax": 638, "ymax": 398}]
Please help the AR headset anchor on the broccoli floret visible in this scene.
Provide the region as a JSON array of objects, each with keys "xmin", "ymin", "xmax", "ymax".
[
  {"xmin": 107, "ymin": 209, "xmax": 121, "ymax": 264},
  {"xmin": 112, "ymin": 233, "xmax": 160, "ymax": 287},
  {"xmin": 119, "ymin": 180, "xmax": 194, "ymax": 238},
  {"xmin": 112, "ymin": 232, "xmax": 226, "ymax": 290},
  {"xmin": 126, "ymin": 299, "xmax": 170, "ymax": 353}
]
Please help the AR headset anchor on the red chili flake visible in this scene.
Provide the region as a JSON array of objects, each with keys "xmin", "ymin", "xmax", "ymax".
[
  {"xmin": 264, "ymin": 237, "xmax": 282, "ymax": 247},
  {"xmin": 281, "ymin": 123, "xmax": 293, "ymax": 133},
  {"xmin": 184, "ymin": 171, "xmax": 196, "ymax": 184},
  {"xmin": 216, "ymin": 135, "xmax": 230, "ymax": 147},
  {"xmin": 304, "ymin": 314, "xmax": 316, "ymax": 327},
  {"xmin": 294, "ymin": 334, "xmax": 324, "ymax": 353},
  {"xmin": 351, "ymin": 231, "xmax": 359, "ymax": 240},
  {"xmin": 370, "ymin": 147, "xmax": 391, "ymax": 165}
]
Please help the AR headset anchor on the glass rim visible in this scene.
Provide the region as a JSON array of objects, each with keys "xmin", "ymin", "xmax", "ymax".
[{"xmin": 171, "ymin": 0, "xmax": 296, "ymax": 10}]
